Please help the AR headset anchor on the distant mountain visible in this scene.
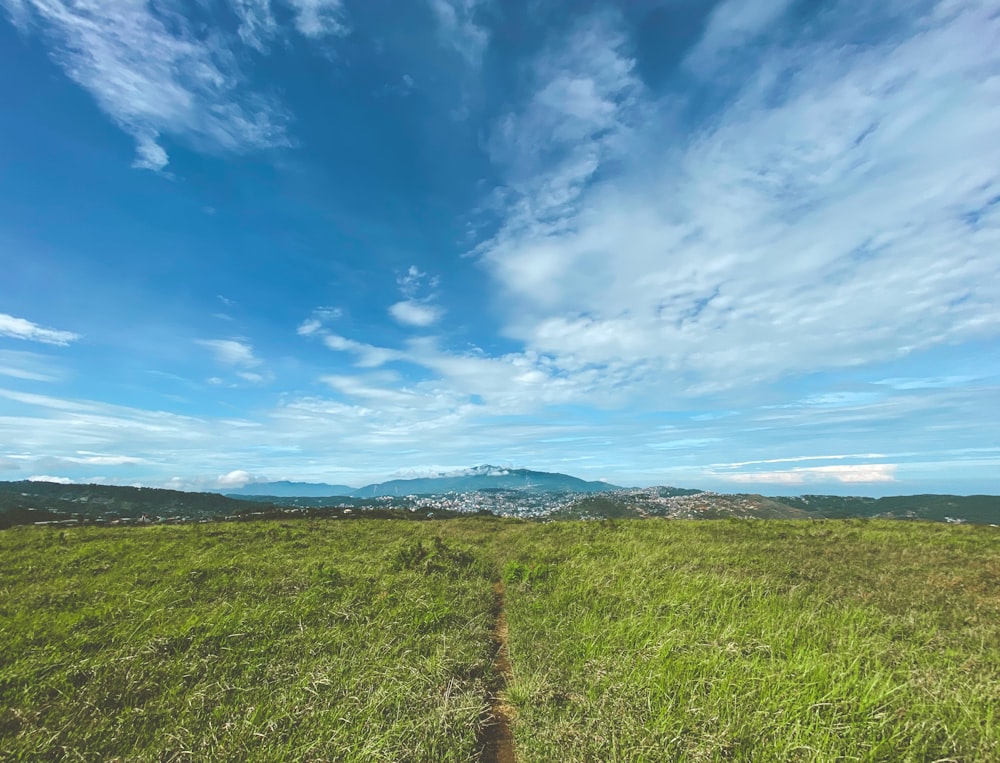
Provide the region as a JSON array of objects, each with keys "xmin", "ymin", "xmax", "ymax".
[
  {"xmin": 221, "ymin": 466, "xmax": 622, "ymax": 499},
  {"xmin": 223, "ymin": 480, "xmax": 355, "ymax": 497},
  {"xmin": 350, "ymin": 466, "xmax": 621, "ymax": 497}
]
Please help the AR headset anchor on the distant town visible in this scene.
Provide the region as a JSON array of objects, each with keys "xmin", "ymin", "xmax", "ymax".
[{"xmin": 2, "ymin": 477, "xmax": 997, "ymax": 527}]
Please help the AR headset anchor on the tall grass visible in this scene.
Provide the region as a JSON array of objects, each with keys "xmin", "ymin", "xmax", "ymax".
[
  {"xmin": 2, "ymin": 518, "xmax": 998, "ymax": 761},
  {"xmin": 502, "ymin": 520, "xmax": 1000, "ymax": 762},
  {"xmin": 0, "ymin": 520, "xmax": 498, "ymax": 762}
]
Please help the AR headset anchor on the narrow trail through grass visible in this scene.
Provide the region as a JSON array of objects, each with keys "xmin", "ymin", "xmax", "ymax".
[
  {"xmin": 478, "ymin": 580, "xmax": 516, "ymax": 763},
  {"xmin": 3, "ymin": 519, "xmax": 998, "ymax": 761}
]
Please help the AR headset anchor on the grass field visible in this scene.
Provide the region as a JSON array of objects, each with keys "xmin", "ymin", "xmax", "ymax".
[
  {"xmin": 501, "ymin": 520, "xmax": 1000, "ymax": 762},
  {"xmin": 2, "ymin": 518, "xmax": 998, "ymax": 761},
  {"xmin": 0, "ymin": 521, "xmax": 499, "ymax": 762}
]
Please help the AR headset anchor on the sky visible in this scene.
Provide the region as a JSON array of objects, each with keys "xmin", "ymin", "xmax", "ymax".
[{"xmin": 0, "ymin": 0, "xmax": 998, "ymax": 495}]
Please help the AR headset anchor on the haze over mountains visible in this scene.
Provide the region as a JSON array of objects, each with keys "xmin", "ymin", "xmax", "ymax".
[{"xmin": 219, "ymin": 466, "xmax": 621, "ymax": 498}]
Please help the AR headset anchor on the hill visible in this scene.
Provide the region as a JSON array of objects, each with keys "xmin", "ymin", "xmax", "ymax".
[
  {"xmin": 551, "ymin": 490, "xmax": 807, "ymax": 520},
  {"xmin": 350, "ymin": 465, "xmax": 621, "ymax": 497},
  {"xmin": 776, "ymin": 494, "xmax": 1000, "ymax": 524},
  {"xmin": 0, "ymin": 481, "xmax": 266, "ymax": 526}
]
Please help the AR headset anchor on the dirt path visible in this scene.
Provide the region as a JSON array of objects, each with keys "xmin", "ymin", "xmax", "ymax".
[{"xmin": 477, "ymin": 580, "xmax": 515, "ymax": 763}]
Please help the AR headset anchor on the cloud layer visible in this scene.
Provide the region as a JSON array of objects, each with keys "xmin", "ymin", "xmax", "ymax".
[{"xmin": 477, "ymin": 3, "xmax": 1000, "ymax": 397}]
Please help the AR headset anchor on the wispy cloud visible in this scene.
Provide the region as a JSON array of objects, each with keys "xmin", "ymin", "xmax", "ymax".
[
  {"xmin": 396, "ymin": 265, "xmax": 438, "ymax": 298},
  {"xmin": 297, "ymin": 306, "xmax": 408, "ymax": 367},
  {"xmin": 59, "ymin": 452, "xmax": 146, "ymax": 466},
  {"xmin": 717, "ymin": 464, "xmax": 898, "ymax": 485},
  {"xmin": 474, "ymin": 2, "xmax": 1000, "ymax": 398},
  {"xmin": 714, "ymin": 454, "xmax": 889, "ymax": 468},
  {"xmin": 0, "ymin": 350, "xmax": 65, "ymax": 381},
  {"xmin": 196, "ymin": 339, "xmax": 261, "ymax": 367},
  {"xmin": 287, "ymin": 0, "xmax": 347, "ymax": 38},
  {"xmin": 684, "ymin": 0, "xmax": 796, "ymax": 72},
  {"xmin": 28, "ymin": 474, "xmax": 75, "ymax": 484},
  {"xmin": 297, "ymin": 306, "xmax": 342, "ymax": 336},
  {"xmin": 216, "ymin": 469, "xmax": 254, "ymax": 488},
  {"xmin": 196, "ymin": 338, "xmax": 273, "ymax": 385},
  {"xmin": 0, "ymin": 313, "xmax": 79, "ymax": 346},
  {"xmin": 389, "ymin": 301, "xmax": 443, "ymax": 327},
  {"xmin": 388, "ymin": 265, "xmax": 444, "ymax": 327},
  {"xmin": 9, "ymin": 0, "xmax": 292, "ymax": 170},
  {"xmin": 230, "ymin": 0, "xmax": 277, "ymax": 51},
  {"xmin": 429, "ymin": 0, "xmax": 489, "ymax": 65},
  {"xmin": 321, "ymin": 334, "xmax": 404, "ymax": 367}
]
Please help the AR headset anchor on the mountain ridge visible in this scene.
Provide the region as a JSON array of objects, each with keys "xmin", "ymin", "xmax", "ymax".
[{"xmin": 222, "ymin": 466, "xmax": 622, "ymax": 498}]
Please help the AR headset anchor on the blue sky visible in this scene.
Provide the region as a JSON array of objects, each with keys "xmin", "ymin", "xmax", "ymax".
[{"xmin": 1, "ymin": 0, "xmax": 998, "ymax": 495}]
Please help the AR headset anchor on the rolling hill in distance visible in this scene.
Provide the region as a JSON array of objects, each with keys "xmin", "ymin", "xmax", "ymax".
[{"xmin": 1, "ymin": 467, "xmax": 997, "ymax": 526}]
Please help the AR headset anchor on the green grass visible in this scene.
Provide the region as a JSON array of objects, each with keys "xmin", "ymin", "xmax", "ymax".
[
  {"xmin": 0, "ymin": 520, "xmax": 499, "ymax": 762},
  {"xmin": 501, "ymin": 520, "xmax": 1000, "ymax": 762},
  {"xmin": 2, "ymin": 518, "xmax": 998, "ymax": 761}
]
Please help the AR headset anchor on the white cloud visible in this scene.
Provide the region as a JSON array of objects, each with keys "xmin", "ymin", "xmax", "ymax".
[
  {"xmin": 322, "ymin": 334, "xmax": 404, "ymax": 367},
  {"xmin": 216, "ymin": 469, "xmax": 254, "ymax": 488},
  {"xmin": 297, "ymin": 319, "xmax": 323, "ymax": 337},
  {"xmin": 195, "ymin": 339, "xmax": 272, "ymax": 386},
  {"xmin": 132, "ymin": 131, "xmax": 169, "ymax": 172},
  {"xmin": 685, "ymin": 0, "xmax": 796, "ymax": 72},
  {"xmin": 322, "ymin": 373, "xmax": 423, "ymax": 406},
  {"xmin": 231, "ymin": 0, "xmax": 277, "ymax": 51},
  {"xmin": 0, "ymin": 350, "xmax": 64, "ymax": 382},
  {"xmin": 314, "ymin": 332, "xmax": 621, "ymax": 415},
  {"xmin": 389, "ymin": 300, "xmax": 442, "ymax": 327},
  {"xmin": 715, "ymin": 454, "xmax": 889, "ymax": 468},
  {"xmin": 236, "ymin": 371, "xmax": 267, "ymax": 384},
  {"xmin": 475, "ymin": 3, "xmax": 1000, "ymax": 396},
  {"xmin": 10, "ymin": 0, "xmax": 291, "ymax": 170},
  {"xmin": 2, "ymin": 0, "xmax": 29, "ymax": 29},
  {"xmin": 429, "ymin": 0, "xmax": 489, "ymax": 65},
  {"xmin": 28, "ymin": 475, "xmax": 75, "ymax": 484},
  {"xmin": 387, "ymin": 267, "xmax": 443, "ymax": 328},
  {"xmin": 196, "ymin": 339, "xmax": 261, "ymax": 367},
  {"xmin": 297, "ymin": 306, "xmax": 342, "ymax": 336},
  {"xmin": 287, "ymin": 0, "xmax": 346, "ymax": 38},
  {"xmin": 484, "ymin": 15, "xmax": 640, "ymax": 194},
  {"xmin": 396, "ymin": 265, "xmax": 436, "ymax": 298},
  {"xmin": 0, "ymin": 366, "xmax": 53, "ymax": 382},
  {"xmin": 717, "ymin": 464, "xmax": 898, "ymax": 485},
  {"xmin": 60, "ymin": 453, "xmax": 146, "ymax": 466},
  {"xmin": 0, "ymin": 313, "xmax": 79, "ymax": 346}
]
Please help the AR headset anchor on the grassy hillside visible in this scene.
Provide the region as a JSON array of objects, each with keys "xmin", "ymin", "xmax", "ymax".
[
  {"xmin": 779, "ymin": 494, "xmax": 1000, "ymax": 523},
  {"xmin": 0, "ymin": 481, "xmax": 269, "ymax": 524},
  {"xmin": 2, "ymin": 519, "xmax": 998, "ymax": 761},
  {"xmin": 501, "ymin": 520, "xmax": 1000, "ymax": 762},
  {"xmin": 0, "ymin": 520, "xmax": 500, "ymax": 762}
]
